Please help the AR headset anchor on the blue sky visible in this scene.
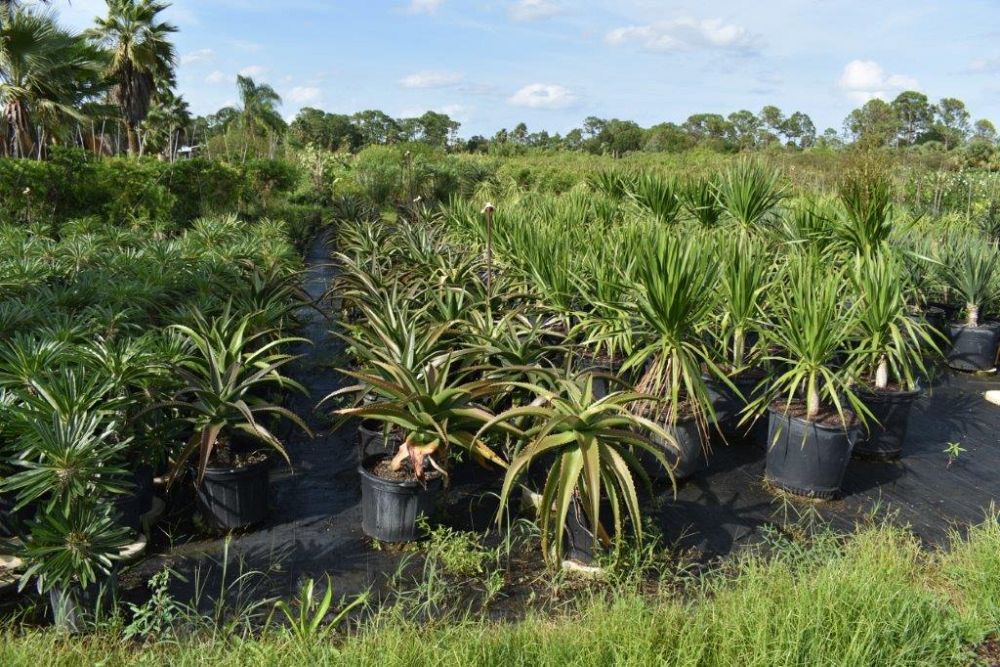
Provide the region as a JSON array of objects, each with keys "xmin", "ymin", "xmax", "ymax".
[{"xmin": 56, "ymin": 0, "xmax": 1000, "ymax": 137}]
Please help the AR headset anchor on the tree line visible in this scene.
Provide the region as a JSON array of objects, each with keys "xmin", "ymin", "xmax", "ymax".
[{"xmin": 2, "ymin": 1, "xmax": 998, "ymax": 166}]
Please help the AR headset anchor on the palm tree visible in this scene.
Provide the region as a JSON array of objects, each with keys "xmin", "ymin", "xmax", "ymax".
[
  {"xmin": 87, "ymin": 0, "xmax": 176, "ymax": 156},
  {"xmin": 141, "ymin": 87, "xmax": 189, "ymax": 159},
  {"xmin": 0, "ymin": 10, "xmax": 105, "ymax": 158},
  {"xmin": 224, "ymin": 75, "xmax": 284, "ymax": 160}
]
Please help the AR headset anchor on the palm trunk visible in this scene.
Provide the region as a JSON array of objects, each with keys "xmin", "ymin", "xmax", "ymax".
[{"xmin": 126, "ymin": 122, "xmax": 140, "ymax": 156}]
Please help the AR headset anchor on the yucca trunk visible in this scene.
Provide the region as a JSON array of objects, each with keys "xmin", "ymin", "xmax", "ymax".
[
  {"xmin": 806, "ymin": 374, "xmax": 820, "ymax": 420},
  {"xmin": 875, "ymin": 354, "xmax": 889, "ymax": 390},
  {"xmin": 966, "ymin": 303, "xmax": 979, "ymax": 328},
  {"xmin": 732, "ymin": 328, "xmax": 746, "ymax": 369},
  {"xmin": 4, "ymin": 99, "xmax": 35, "ymax": 158},
  {"xmin": 126, "ymin": 121, "xmax": 140, "ymax": 156}
]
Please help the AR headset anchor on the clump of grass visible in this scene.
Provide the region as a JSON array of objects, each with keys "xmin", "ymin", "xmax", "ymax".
[{"xmin": 2, "ymin": 518, "xmax": 1000, "ymax": 666}]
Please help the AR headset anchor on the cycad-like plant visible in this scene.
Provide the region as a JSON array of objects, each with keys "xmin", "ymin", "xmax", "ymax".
[
  {"xmin": 848, "ymin": 253, "xmax": 938, "ymax": 390},
  {"xmin": 483, "ymin": 375, "xmax": 676, "ymax": 565}
]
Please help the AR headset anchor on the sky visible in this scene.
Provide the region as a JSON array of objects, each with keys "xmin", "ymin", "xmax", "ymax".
[{"xmin": 53, "ymin": 0, "xmax": 1000, "ymax": 138}]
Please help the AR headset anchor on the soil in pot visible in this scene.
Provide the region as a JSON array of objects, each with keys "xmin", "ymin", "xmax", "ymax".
[
  {"xmin": 197, "ymin": 450, "xmax": 271, "ymax": 531},
  {"xmin": 853, "ymin": 383, "xmax": 921, "ymax": 461},
  {"xmin": 359, "ymin": 454, "xmax": 442, "ymax": 542},
  {"xmin": 947, "ymin": 323, "xmax": 1000, "ymax": 372},
  {"xmin": 765, "ymin": 400, "xmax": 859, "ymax": 500}
]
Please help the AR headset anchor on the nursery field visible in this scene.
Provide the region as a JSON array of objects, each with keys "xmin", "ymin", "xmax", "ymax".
[{"xmin": 3, "ymin": 146, "xmax": 1000, "ymax": 666}]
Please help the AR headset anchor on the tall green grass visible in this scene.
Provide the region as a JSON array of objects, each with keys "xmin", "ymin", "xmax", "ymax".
[{"xmin": 3, "ymin": 517, "xmax": 998, "ymax": 666}]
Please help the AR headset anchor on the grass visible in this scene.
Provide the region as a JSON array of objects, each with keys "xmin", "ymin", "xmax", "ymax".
[{"xmin": 2, "ymin": 515, "xmax": 998, "ymax": 666}]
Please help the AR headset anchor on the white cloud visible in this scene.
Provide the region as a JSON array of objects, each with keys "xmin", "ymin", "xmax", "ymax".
[
  {"xmin": 288, "ymin": 86, "xmax": 322, "ymax": 104},
  {"xmin": 205, "ymin": 70, "xmax": 228, "ymax": 84},
  {"xmin": 838, "ymin": 60, "xmax": 919, "ymax": 103},
  {"xmin": 508, "ymin": 83, "xmax": 578, "ymax": 109},
  {"xmin": 510, "ymin": 0, "xmax": 561, "ymax": 21},
  {"xmin": 406, "ymin": 0, "xmax": 443, "ymax": 14},
  {"xmin": 399, "ymin": 70, "xmax": 464, "ymax": 88},
  {"xmin": 606, "ymin": 18, "xmax": 762, "ymax": 54},
  {"xmin": 239, "ymin": 65, "xmax": 268, "ymax": 78},
  {"xmin": 181, "ymin": 48, "xmax": 215, "ymax": 66}
]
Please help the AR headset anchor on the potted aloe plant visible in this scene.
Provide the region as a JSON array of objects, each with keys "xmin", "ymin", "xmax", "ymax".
[
  {"xmin": 330, "ymin": 356, "xmax": 507, "ymax": 543},
  {"xmin": 749, "ymin": 253, "xmax": 868, "ymax": 499},
  {"xmin": 942, "ymin": 236, "xmax": 1000, "ymax": 372},
  {"xmin": 164, "ymin": 310, "xmax": 312, "ymax": 530},
  {"xmin": 483, "ymin": 375, "xmax": 676, "ymax": 566},
  {"xmin": 848, "ymin": 254, "xmax": 938, "ymax": 459},
  {"xmin": 621, "ymin": 230, "xmax": 729, "ymax": 479}
]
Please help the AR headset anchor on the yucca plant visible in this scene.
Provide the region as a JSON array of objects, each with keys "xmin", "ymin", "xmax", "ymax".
[
  {"xmin": 680, "ymin": 176, "xmax": 723, "ymax": 227},
  {"xmin": 944, "ymin": 235, "xmax": 999, "ymax": 328},
  {"xmin": 622, "ymin": 230, "xmax": 725, "ymax": 430},
  {"xmin": 849, "ymin": 253, "xmax": 938, "ymax": 391},
  {"xmin": 715, "ymin": 235, "xmax": 773, "ymax": 372},
  {"xmin": 716, "ymin": 158, "xmax": 786, "ymax": 230},
  {"xmin": 483, "ymin": 375, "xmax": 676, "ymax": 566},
  {"xmin": 836, "ymin": 168, "xmax": 900, "ymax": 258},
  {"xmin": 627, "ymin": 173, "xmax": 682, "ymax": 225},
  {"xmin": 751, "ymin": 252, "xmax": 866, "ymax": 423}
]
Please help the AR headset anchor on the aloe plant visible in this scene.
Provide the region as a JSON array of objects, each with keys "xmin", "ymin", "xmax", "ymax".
[
  {"xmin": 163, "ymin": 309, "xmax": 311, "ymax": 486},
  {"xmin": 330, "ymin": 356, "xmax": 508, "ymax": 480},
  {"xmin": 482, "ymin": 375, "xmax": 676, "ymax": 565}
]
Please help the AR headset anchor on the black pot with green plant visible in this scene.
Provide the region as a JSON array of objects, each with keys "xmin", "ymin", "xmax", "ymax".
[
  {"xmin": 330, "ymin": 355, "xmax": 508, "ymax": 543},
  {"xmin": 942, "ymin": 237, "xmax": 1000, "ymax": 372},
  {"xmin": 847, "ymin": 254, "xmax": 938, "ymax": 460},
  {"xmin": 748, "ymin": 254, "xmax": 868, "ymax": 499},
  {"xmin": 162, "ymin": 310, "xmax": 311, "ymax": 530},
  {"xmin": 484, "ymin": 374, "xmax": 676, "ymax": 566},
  {"xmin": 620, "ymin": 230, "xmax": 731, "ymax": 480}
]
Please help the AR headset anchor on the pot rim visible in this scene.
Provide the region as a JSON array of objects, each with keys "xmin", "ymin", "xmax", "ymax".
[
  {"xmin": 200, "ymin": 456, "xmax": 270, "ymax": 479},
  {"xmin": 359, "ymin": 454, "xmax": 442, "ymax": 489},
  {"xmin": 767, "ymin": 404, "xmax": 860, "ymax": 433}
]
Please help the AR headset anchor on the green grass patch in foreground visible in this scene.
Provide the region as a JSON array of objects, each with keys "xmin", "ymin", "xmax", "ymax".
[{"xmin": 3, "ymin": 517, "xmax": 999, "ymax": 667}]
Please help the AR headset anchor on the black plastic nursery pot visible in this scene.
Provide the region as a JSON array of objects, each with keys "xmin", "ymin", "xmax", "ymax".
[
  {"xmin": 646, "ymin": 416, "xmax": 708, "ymax": 481},
  {"xmin": 765, "ymin": 407, "xmax": 860, "ymax": 500},
  {"xmin": 853, "ymin": 386, "xmax": 921, "ymax": 460},
  {"xmin": 197, "ymin": 458, "xmax": 270, "ymax": 530},
  {"xmin": 947, "ymin": 323, "xmax": 1000, "ymax": 372},
  {"xmin": 113, "ymin": 465, "xmax": 155, "ymax": 532},
  {"xmin": 720, "ymin": 371, "xmax": 769, "ymax": 448},
  {"xmin": 359, "ymin": 454, "xmax": 442, "ymax": 542}
]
